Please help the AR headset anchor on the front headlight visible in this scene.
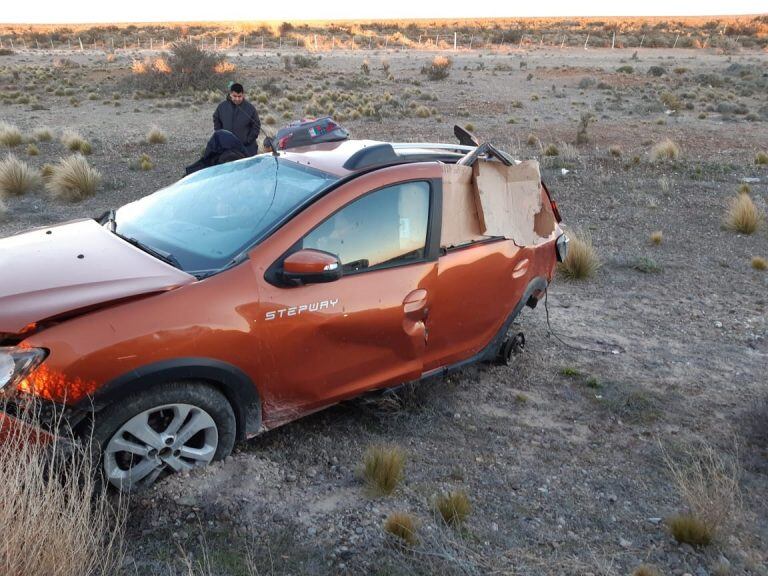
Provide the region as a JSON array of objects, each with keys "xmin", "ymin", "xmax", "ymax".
[{"xmin": 0, "ymin": 347, "xmax": 48, "ymax": 392}]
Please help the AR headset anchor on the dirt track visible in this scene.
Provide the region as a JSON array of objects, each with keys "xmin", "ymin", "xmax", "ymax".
[{"xmin": 1, "ymin": 46, "xmax": 767, "ymax": 575}]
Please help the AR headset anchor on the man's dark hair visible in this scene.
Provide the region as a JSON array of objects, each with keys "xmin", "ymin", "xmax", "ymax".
[{"xmin": 230, "ymin": 82, "xmax": 244, "ymax": 94}]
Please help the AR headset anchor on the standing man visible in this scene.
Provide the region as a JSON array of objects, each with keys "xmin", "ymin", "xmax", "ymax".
[{"xmin": 213, "ymin": 82, "xmax": 261, "ymax": 156}]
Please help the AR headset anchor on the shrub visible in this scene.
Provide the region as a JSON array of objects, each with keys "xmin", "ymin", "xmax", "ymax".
[
  {"xmin": 543, "ymin": 144, "xmax": 559, "ymax": 156},
  {"xmin": 650, "ymin": 138, "xmax": 680, "ymax": 161},
  {"xmin": 633, "ymin": 564, "xmax": 662, "ymax": 576},
  {"xmin": 558, "ymin": 231, "xmax": 600, "ymax": 280},
  {"xmin": 616, "ymin": 65, "xmax": 634, "ymax": 74},
  {"xmin": 384, "ymin": 512, "xmax": 417, "ymax": 546},
  {"xmin": 648, "ymin": 66, "xmax": 666, "ymax": 77},
  {"xmin": 667, "ymin": 513, "xmax": 714, "ymax": 546},
  {"xmin": 725, "ymin": 194, "xmax": 762, "ymax": 234},
  {"xmin": 46, "ymin": 155, "xmax": 101, "ymax": 201},
  {"xmin": 0, "ymin": 122, "xmax": 23, "ymax": 147},
  {"xmin": 26, "ymin": 144, "xmax": 40, "ymax": 156},
  {"xmin": 576, "ymin": 112, "xmax": 593, "ymax": 144},
  {"xmin": 660, "ymin": 91, "xmax": 682, "ymax": 111},
  {"xmin": 421, "ymin": 56, "xmax": 452, "ymax": 81},
  {"xmin": 33, "ymin": 127, "xmax": 53, "ymax": 142},
  {"xmin": 751, "ymin": 256, "xmax": 767, "ymax": 270},
  {"xmin": 132, "ymin": 43, "xmax": 229, "ymax": 91},
  {"xmin": 650, "ymin": 231, "xmax": 663, "ymax": 245},
  {"xmin": 362, "ymin": 445, "xmax": 405, "ymax": 496},
  {"xmin": 361, "ymin": 60, "xmax": 370, "ymax": 75},
  {"xmin": 0, "ymin": 155, "xmax": 41, "ymax": 197},
  {"xmin": 435, "ymin": 491, "xmax": 471, "ymax": 526},
  {"xmin": 738, "ymin": 183, "xmax": 751, "ymax": 194},
  {"xmin": 146, "ymin": 126, "xmax": 167, "ymax": 144},
  {"xmin": 756, "ymin": 152, "xmax": 768, "ymax": 165},
  {"xmin": 61, "ymin": 131, "xmax": 92, "ymax": 155},
  {"xmin": 414, "ymin": 105, "xmax": 431, "ymax": 118},
  {"xmin": 608, "ymin": 145, "xmax": 622, "ymax": 157},
  {"xmin": 0, "ymin": 399, "xmax": 126, "ymax": 576},
  {"xmin": 293, "ymin": 54, "xmax": 320, "ymax": 69}
]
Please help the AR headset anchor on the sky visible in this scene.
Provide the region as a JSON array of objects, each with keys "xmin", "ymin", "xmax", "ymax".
[{"xmin": 1, "ymin": 0, "xmax": 765, "ymax": 24}]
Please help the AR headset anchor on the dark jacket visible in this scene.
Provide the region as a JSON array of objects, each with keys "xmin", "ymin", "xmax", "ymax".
[
  {"xmin": 185, "ymin": 130, "xmax": 248, "ymax": 175},
  {"xmin": 213, "ymin": 97, "xmax": 261, "ymax": 155}
]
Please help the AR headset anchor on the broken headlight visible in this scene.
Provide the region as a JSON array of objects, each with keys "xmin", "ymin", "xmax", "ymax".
[{"xmin": 0, "ymin": 347, "xmax": 48, "ymax": 392}]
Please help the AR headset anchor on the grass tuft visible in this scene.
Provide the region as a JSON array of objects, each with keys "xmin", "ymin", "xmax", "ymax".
[
  {"xmin": 650, "ymin": 231, "xmax": 663, "ymax": 245},
  {"xmin": 755, "ymin": 152, "xmax": 768, "ymax": 165},
  {"xmin": 608, "ymin": 144, "xmax": 622, "ymax": 157},
  {"xmin": 558, "ymin": 231, "xmax": 600, "ymax": 280},
  {"xmin": 26, "ymin": 144, "xmax": 40, "ymax": 156},
  {"xmin": 421, "ymin": 56, "xmax": 452, "ymax": 80},
  {"xmin": 46, "ymin": 155, "xmax": 101, "ymax": 201},
  {"xmin": 146, "ymin": 126, "xmax": 167, "ymax": 144},
  {"xmin": 751, "ymin": 256, "xmax": 767, "ymax": 270},
  {"xmin": 0, "ymin": 122, "xmax": 23, "ymax": 147},
  {"xmin": 543, "ymin": 144, "xmax": 559, "ymax": 156},
  {"xmin": 61, "ymin": 130, "xmax": 92, "ymax": 155},
  {"xmin": 435, "ymin": 491, "xmax": 471, "ymax": 526},
  {"xmin": 725, "ymin": 193, "xmax": 762, "ymax": 234},
  {"xmin": 651, "ymin": 138, "xmax": 680, "ymax": 162},
  {"xmin": 737, "ymin": 183, "xmax": 751, "ymax": 195},
  {"xmin": 0, "ymin": 154, "xmax": 41, "ymax": 197},
  {"xmin": 667, "ymin": 513, "xmax": 714, "ymax": 547},
  {"xmin": 33, "ymin": 127, "xmax": 53, "ymax": 142},
  {"xmin": 362, "ymin": 445, "xmax": 405, "ymax": 496},
  {"xmin": 384, "ymin": 512, "xmax": 418, "ymax": 546},
  {"xmin": 632, "ymin": 564, "xmax": 662, "ymax": 576}
]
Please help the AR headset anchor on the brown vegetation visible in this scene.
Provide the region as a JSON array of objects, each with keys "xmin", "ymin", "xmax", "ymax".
[
  {"xmin": 46, "ymin": 155, "xmax": 102, "ymax": 201},
  {"xmin": 362, "ymin": 445, "xmax": 405, "ymax": 496}
]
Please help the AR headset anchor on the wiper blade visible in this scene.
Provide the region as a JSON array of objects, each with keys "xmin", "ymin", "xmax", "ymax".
[{"xmin": 115, "ymin": 233, "xmax": 182, "ymax": 269}]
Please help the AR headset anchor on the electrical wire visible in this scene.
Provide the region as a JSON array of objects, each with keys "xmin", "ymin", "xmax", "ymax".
[{"xmin": 543, "ymin": 287, "xmax": 625, "ymax": 355}]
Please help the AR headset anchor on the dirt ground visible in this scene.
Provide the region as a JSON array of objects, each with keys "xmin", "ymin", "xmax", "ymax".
[{"xmin": 1, "ymin": 46, "xmax": 767, "ymax": 575}]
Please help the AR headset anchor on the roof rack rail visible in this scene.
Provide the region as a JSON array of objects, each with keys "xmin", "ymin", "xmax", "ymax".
[{"xmin": 390, "ymin": 142, "xmax": 476, "ymax": 154}]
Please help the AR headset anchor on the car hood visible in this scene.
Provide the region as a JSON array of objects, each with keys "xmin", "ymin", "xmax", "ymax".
[{"xmin": 0, "ymin": 219, "xmax": 195, "ymax": 334}]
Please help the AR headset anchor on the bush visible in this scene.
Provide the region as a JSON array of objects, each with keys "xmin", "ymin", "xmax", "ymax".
[
  {"xmin": 616, "ymin": 65, "xmax": 634, "ymax": 74},
  {"xmin": 421, "ymin": 56, "xmax": 452, "ymax": 81},
  {"xmin": 667, "ymin": 513, "xmax": 714, "ymax": 546},
  {"xmin": 608, "ymin": 144, "xmax": 622, "ymax": 157},
  {"xmin": 132, "ymin": 43, "xmax": 230, "ymax": 91},
  {"xmin": 33, "ymin": 127, "xmax": 53, "ymax": 142},
  {"xmin": 0, "ymin": 154, "xmax": 41, "ymax": 197},
  {"xmin": 648, "ymin": 65, "xmax": 667, "ymax": 77},
  {"xmin": 725, "ymin": 193, "xmax": 762, "ymax": 234},
  {"xmin": 559, "ymin": 231, "xmax": 600, "ymax": 280},
  {"xmin": 543, "ymin": 144, "xmax": 559, "ymax": 156},
  {"xmin": 435, "ymin": 491, "xmax": 471, "ymax": 526},
  {"xmin": 384, "ymin": 512, "xmax": 418, "ymax": 546},
  {"xmin": 146, "ymin": 126, "xmax": 167, "ymax": 144},
  {"xmin": 0, "ymin": 122, "xmax": 23, "ymax": 147},
  {"xmin": 362, "ymin": 445, "xmax": 405, "ymax": 496},
  {"xmin": 293, "ymin": 54, "xmax": 320, "ymax": 68},
  {"xmin": 46, "ymin": 155, "xmax": 101, "ymax": 201},
  {"xmin": 756, "ymin": 151, "xmax": 768, "ymax": 165},
  {"xmin": 751, "ymin": 256, "xmax": 767, "ymax": 270},
  {"xmin": 650, "ymin": 138, "xmax": 680, "ymax": 161},
  {"xmin": 650, "ymin": 231, "xmax": 663, "ymax": 245}
]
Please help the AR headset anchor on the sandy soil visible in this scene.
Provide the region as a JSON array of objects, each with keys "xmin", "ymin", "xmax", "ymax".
[{"xmin": 1, "ymin": 46, "xmax": 767, "ymax": 575}]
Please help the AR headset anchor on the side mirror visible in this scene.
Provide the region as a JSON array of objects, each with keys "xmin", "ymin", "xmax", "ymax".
[{"xmin": 283, "ymin": 249, "xmax": 342, "ymax": 285}]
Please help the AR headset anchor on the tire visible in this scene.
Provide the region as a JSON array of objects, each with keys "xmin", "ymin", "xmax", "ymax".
[{"xmin": 89, "ymin": 381, "xmax": 236, "ymax": 492}]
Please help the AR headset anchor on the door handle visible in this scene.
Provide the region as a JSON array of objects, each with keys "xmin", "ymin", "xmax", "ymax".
[{"xmin": 403, "ymin": 289, "xmax": 428, "ymax": 318}]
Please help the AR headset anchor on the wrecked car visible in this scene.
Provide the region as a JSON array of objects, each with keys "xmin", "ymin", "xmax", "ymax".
[{"xmin": 0, "ymin": 129, "xmax": 567, "ymax": 490}]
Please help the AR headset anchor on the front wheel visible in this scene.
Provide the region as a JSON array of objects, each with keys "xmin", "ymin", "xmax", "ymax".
[{"xmin": 91, "ymin": 382, "xmax": 236, "ymax": 491}]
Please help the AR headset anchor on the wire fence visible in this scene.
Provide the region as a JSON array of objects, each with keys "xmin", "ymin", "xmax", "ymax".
[{"xmin": 0, "ymin": 30, "xmax": 760, "ymax": 53}]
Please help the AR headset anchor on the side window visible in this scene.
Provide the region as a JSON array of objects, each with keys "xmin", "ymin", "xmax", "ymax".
[{"xmin": 302, "ymin": 181, "xmax": 430, "ymax": 273}]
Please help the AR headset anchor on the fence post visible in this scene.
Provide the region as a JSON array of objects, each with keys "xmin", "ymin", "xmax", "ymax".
[
  {"xmin": 36, "ymin": 39, "xmax": 40, "ymax": 49},
  {"xmin": 384, "ymin": 36, "xmax": 388, "ymax": 49},
  {"xmin": 611, "ymin": 31, "xmax": 615, "ymax": 49},
  {"xmin": 499, "ymin": 33, "xmax": 504, "ymax": 48},
  {"xmin": 519, "ymin": 34, "xmax": 524, "ymax": 49},
  {"xmin": 51, "ymin": 38, "xmax": 54, "ymax": 49},
  {"xmin": 673, "ymin": 34, "xmax": 679, "ymax": 49},
  {"xmin": 150, "ymin": 38, "xmax": 153, "ymax": 50},
  {"xmin": 435, "ymin": 34, "xmax": 439, "ymax": 48},
  {"xmin": 279, "ymin": 36, "xmax": 282, "ymax": 49},
  {"xmin": 315, "ymin": 34, "xmax": 318, "ymax": 50},
  {"xmin": 78, "ymin": 37, "xmax": 83, "ymax": 50},
  {"xmin": 640, "ymin": 34, "xmax": 645, "ymax": 47},
  {"xmin": 584, "ymin": 33, "xmax": 590, "ymax": 50},
  {"xmin": 469, "ymin": 35, "xmax": 473, "ymax": 50},
  {"xmin": 454, "ymin": 32, "xmax": 457, "ymax": 51},
  {"xmin": 368, "ymin": 36, "xmax": 372, "ymax": 49},
  {"xmin": 162, "ymin": 37, "xmax": 165, "ymax": 48},
  {"xmin": 111, "ymin": 38, "xmax": 114, "ymax": 50},
  {"xmin": 261, "ymin": 36, "xmax": 264, "ymax": 50}
]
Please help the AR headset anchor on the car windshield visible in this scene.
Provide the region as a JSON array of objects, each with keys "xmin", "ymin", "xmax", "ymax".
[{"xmin": 115, "ymin": 156, "xmax": 338, "ymax": 274}]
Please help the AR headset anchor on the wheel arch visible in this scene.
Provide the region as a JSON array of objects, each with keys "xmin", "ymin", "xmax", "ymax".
[{"xmin": 81, "ymin": 358, "xmax": 262, "ymax": 440}]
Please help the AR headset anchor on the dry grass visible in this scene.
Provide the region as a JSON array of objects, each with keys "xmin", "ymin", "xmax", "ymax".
[
  {"xmin": 60, "ymin": 130, "xmax": 92, "ymax": 155},
  {"xmin": 146, "ymin": 126, "xmax": 167, "ymax": 144},
  {"xmin": 362, "ymin": 445, "xmax": 405, "ymax": 496},
  {"xmin": 558, "ymin": 231, "xmax": 600, "ymax": 280},
  {"xmin": 650, "ymin": 231, "xmax": 663, "ymax": 245},
  {"xmin": 384, "ymin": 512, "xmax": 418, "ymax": 546},
  {"xmin": 543, "ymin": 143, "xmax": 559, "ymax": 156},
  {"xmin": 0, "ymin": 401, "xmax": 126, "ymax": 575},
  {"xmin": 26, "ymin": 143, "xmax": 39, "ymax": 156},
  {"xmin": 738, "ymin": 183, "xmax": 751, "ymax": 194},
  {"xmin": 751, "ymin": 256, "xmax": 767, "ymax": 270},
  {"xmin": 0, "ymin": 154, "xmax": 41, "ymax": 197},
  {"xmin": 422, "ymin": 55, "xmax": 452, "ymax": 80},
  {"xmin": 725, "ymin": 193, "xmax": 762, "ymax": 234},
  {"xmin": 662, "ymin": 439, "xmax": 742, "ymax": 546},
  {"xmin": 667, "ymin": 513, "xmax": 714, "ymax": 547},
  {"xmin": 46, "ymin": 155, "xmax": 101, "ymax": 201},
  {"xmin": 608, "ymin": 144, "xmax": 622, "ymax": 157},
  {"xmin": 33, "ymin": 127, "xmax": 53, "ymax": 142},
  {"xmin": 651, "ymin": 138, "xmax": 680, "ymax": 161},
  {"xmin": 755, "ymin": 151, "xmax": 768, "ymax": 165},
  {"xmin": 0, "ymin": 121, "xmax": 23, "ymax": 147},
  {"xmin": 632, "ymin": 564, "xmax": 662, "ymax": 576},
  {"xmin": 435, "ymin": 491, "xmax": 471, "ymax": 526}
]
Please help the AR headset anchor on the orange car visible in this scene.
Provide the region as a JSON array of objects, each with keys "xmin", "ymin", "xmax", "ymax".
[{"xmin": 0, "ymin": 135, "xmax": 566, "ymax": 490}]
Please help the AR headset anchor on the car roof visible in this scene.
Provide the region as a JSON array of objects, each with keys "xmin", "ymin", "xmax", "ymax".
[{"xmin": 279, "ymin": 139, "xmax": 475, "ymax": 177}]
